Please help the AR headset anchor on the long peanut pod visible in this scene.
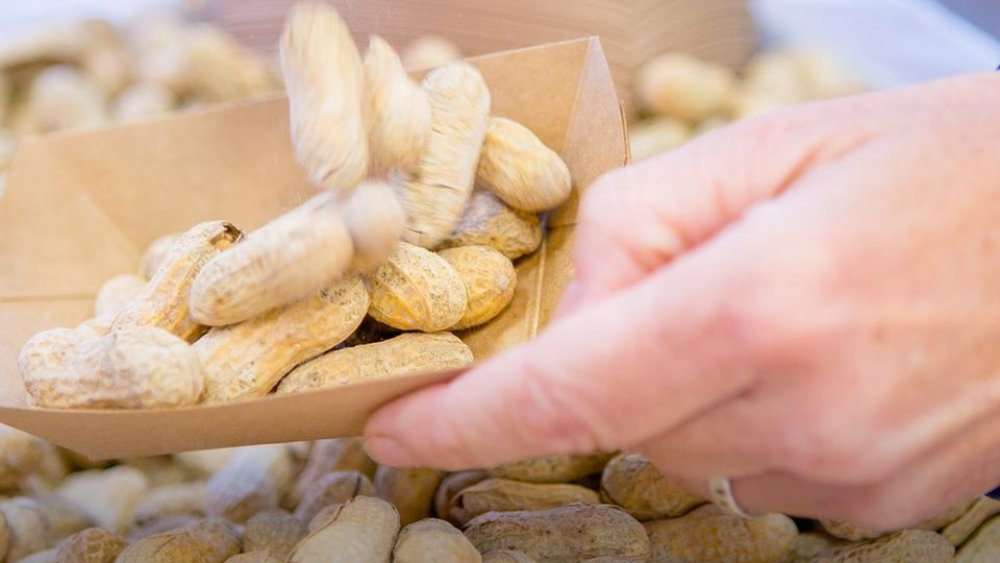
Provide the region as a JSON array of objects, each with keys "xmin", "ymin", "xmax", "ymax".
[
  {"xmin": 280, "ymin": 2, "xmax": 367, "ymax": 195},
  {"xmin": 398, "ymin": 62, "xmax": 490, "ymax": 248},
  {"xmin": 340, "ymin": 181, "xmax": 405, "ymax": 273},
  {"xmin": 189, "ymin": 192, "xmax": 353, "ymax": 327},
  {"xmin": 113, "ymin": 220, "xmax": 242, "ymax": 341},
  {"xmin": 195, "ymin": 276, "xmax": 369, "ymax": 403},
  {"xmin": 363, "ymin": 35, "xmax": 431, "ymax": 175}
]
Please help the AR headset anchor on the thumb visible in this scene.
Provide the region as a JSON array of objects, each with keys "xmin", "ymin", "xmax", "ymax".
[
  {"xmin": 363, "ymin": 223, "xmax": 762, "ymax": 469},
  {"xmin": 567, "ymin": 102, "xmax": 872, "ymax": 313}
]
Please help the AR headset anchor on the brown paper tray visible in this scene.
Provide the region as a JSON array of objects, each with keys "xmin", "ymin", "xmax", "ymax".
[{"xmin": 0, "ymin": 37, "xmax": 627, "ymax": 459}]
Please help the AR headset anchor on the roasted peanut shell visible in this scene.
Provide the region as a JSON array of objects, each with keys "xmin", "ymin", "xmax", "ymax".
[
  {"xmin": 367, "ymin": 241, "xmax": 468, "ymax": 332},
  {"xmin": 438, "ymin": 245, "xmax": 516, "ymax": 330},
  {"xmin": 438, "ymin": 190, "xmax": 542, "ymax": 260}
]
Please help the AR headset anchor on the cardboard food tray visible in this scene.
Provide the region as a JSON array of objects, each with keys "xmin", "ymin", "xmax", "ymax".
[{"xmin": 0, "ymin": 37, "xmax": 627, "ymax": 460}]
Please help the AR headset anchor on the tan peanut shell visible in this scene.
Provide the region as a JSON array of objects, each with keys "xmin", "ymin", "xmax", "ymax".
[
  {"xmin": 55, "ymin": 527, "xmax": 128, "ymax": 563},
  {"xmin": 958, "ymin": 515, "xmax": 1000, "ymax": 562},
  {"xmin": 139, "ymin": 233, "xmax": 180, "ymax": 280},
  {"xmin": 205, "ymin": 445, "xmax": 295, "ymax": 524},
  {"xmin": 19, "ymin": 548, "xmax": 57, "ymax": 563},
  {"xmin": 435, "ymin": 470, "xmax": 491, "ymax": 526},
  {"xmin": 635, "ymin": 52, "xmax": 737, "ymax": 122},
  {"xmin": 627, "ymin": 117, "xmax": 691, "ymax": 162},
  {"xmin": 0, "ymin": 496, "xmax": 94, "ymax": 560},
  {"xmin": 196, "ymin": 276, "xmax": 369, "ymax": 402},
  {"xmin": 599, "ymin": 453, "xmax": 704, "ymax": 520},
  {"xmin": 465, "ymin": 503, "xmax": 651, "ymax": 562},
  {"xmin": 111, "ymin": 81, "xmax": 176, "ymax": 122},
  {"xmin": 393, "ymin": 518, "xmax": 482, "ymax": 563},
  {"xmin": 644, "ymin": 504, "xmax": 797, "ymax": 563},
  {"xmin": 398, "ymin": 62, "xmax": 490, "ymax": 248},
  {"xmin": 20, "ymin": 325, "xmax": 205, "ymax": 409},
  {"xmin": 491, "ymin": 453, "xmax": 615, "ymax": 484},
  {"xmin": 280, "ymin": 2, "xmax": 367, "ymax": 194},
  {"xmin": 376, "ymin": 466, "xmax": 446, "ymax": 526},
  {"xmin": 244, "ymin": 510, "xmax": 307, "ymax": 560},
  {"xmin": 367, "ymin": 241, "xmax": 468, "ymax": 331},
  {"xmin": 820, "ymin": 499, "xmax": 970, "ymax": 543},
  {"xmin": 477, "ymin": 117, "xmax": 572, "ymax": 213},
  {"xmin": 127, "ymin": 515, "xmax": 201, "ymax": 542},
  {"xmin": 23, "ymin": 65, "xmax": 106, "ymax": 134},
  {"xmin": 482, "ymin": 551, "xmax": 538, "ymax": 563},
  {"xmin": 132, "ymin": 481, "xmax": 206, "ymax": 527},
  {"xmin": 0, "ymin": 424, "xmax": 48, "ymax": 490},
  {"xmin": 174, "ymin": 448, "xmax": 235, "ymax": 477},
  {"xmin": 451, "ymin": 478, "xmax": 599, "ymax": 525},
  {"xmin": 227, "ymin": 553, "xmax": 284, "ymax": 563},
  {"xmin": 287, "ymin": 438, "xmax": 377, "ymax": 509},
  {"xmin": 125, "ymin": 456, "xmax": 200, "ymax": 488},
  {"xmin": 57, "ymin": 465, "xmax": 148, "ymax": 533},
  {"xmin": 277, "ymin": 332, "xmax": 473, "ymax": 393},
  {"xmin": 114, "ymin": 220, "xmax": 241, "ymax": 341},
  {"xmin": 341, "ymin": 181, "xmax": 405, "ymax": 272},
  {"xmin": 363, "ymin": 35, "xmax": 431, "ymax": 174},
  {"xmin": 189, "ymin": 193, "xmax": 354, "ymax": 326},
  {"xmin": 438, "ymin": 190, "xmax": 542, "ymax": 260},
  {"xmin": 93, "ymin": 274, "xmax": 146, "ymax": 318},
  {"xmin": 116, "ymin": 518, "xmax": 241, "ymax": 562},
  {"xmin": 787, "ymin": 531, "xmax": 846, "ymax": 563},
  {"xmin": 438, "ymin": 246, "xmax": 516, "ymax": 330},
  {"xmin": 400, "ymin": 35, "xmax": 462, "ymax": 71},
  {"xmin": 290, "ymin": 496, "xmax": 400, "ymax": 563},
  {"xmin": 294, "ymin": 471, "xmax": 375, "ymax": 524},
  {"xmin": 819, "ymin": 529, "xmax": 953, "ymax": 563},
  {"xmin": 944, "ymin": 496, "xmax": 1000, "ymax": 546}
]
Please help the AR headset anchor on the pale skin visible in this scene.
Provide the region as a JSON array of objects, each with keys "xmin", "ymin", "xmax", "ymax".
[{"xmin": 364, "ymin": 72, "xmax": 1000, "ymax": 530}]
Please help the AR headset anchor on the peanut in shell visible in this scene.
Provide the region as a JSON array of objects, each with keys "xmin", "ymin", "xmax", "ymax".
[
  {"xmin": 367, "ymin": 241, "xmax": 468, "ymax": 332},
  {"xmin": 438, "ymin": 245, "xmax": 516, "ymax": 330},
  {"xmin": 438, "ymin": 190, "xmax": 542, "ymax": 260}
]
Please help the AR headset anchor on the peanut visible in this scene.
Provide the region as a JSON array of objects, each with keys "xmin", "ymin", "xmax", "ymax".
[
  {"xmin": 175, "ymin": 448, "xmax": 235, "ymax": 477},
  {"xmin": 57, "ymin": 466, "xmax": 148, "ymax": 534},
  {"xmin": 451, "ymin": 479, "xmax": 599, "ymax": 526},
  {"xmin": 438, "ymin": 190, "xmax": 542, "ymax": 260},
  {"xmin": 393, "ymin": 518, "xmax": 482, "ymax": 563},
  {"xmin": 189, "ymin": 193, "xmax": 353, "ymax": 327},
  {"xmin": 126, "ymin": 515, "xmax": 200, "ymax": 542},
  {"xmin": 627, "ymin": 118, "xmax": 691, "ymax": 162},
  {"xmin": 244, "ymin": 509, "xmax": 307, "ymax": 560},
  {"xmin": 139, "ymin": 233, "xmax": 180, "ymax": 280},
  {"xmin": 0, "ymin": 496, "xmax": 93, "ymax": 560},
  {"xmin": 400, "ymin": 35, "xmax": 462, "ymax": 71},
  {"xmin": 116, "ymin": 518, "xmax": 240, "ymax": 562},
  {"xmin": 280, "ymin": 1, "xmax": 367, "ymax": 195},
  {"xmin": 644, "ymin": 504, "xmax": 797, "ymax": 563},
  {"xmin": 79, "ymin": 20, "xmax": 132, "ymax": 97},
  {"xmin": 786, "ymin": 531, "xmax": 846, "ymax": 563},
  {"xmin": 341, "ymin": 181, "xmax": 405, "ymax": 273},
  {"xmin": 944, "ymin": 497, "xmax": 1000, "ymax": 546},
  {"xmin": 491, "ymin": 453, "xmax": 615, "ymax": 484},
  {"xmin": 290, "ymin": 496, "xmax": 400, "ymax": 563},
  {"xmin": 477, "ymin": 117, "xmax": 572, "ymax": 213},
  {"xmin": 482, "ymin": 551, "xmax": 538, "ymax": 563},
  {"xmin": 287, "ymin": 439, "xmax": 377, "ymax": 509},
  {"xmin": 294, "ymin": 471, "xmax": 375, "ymax": 524},
  {"xmin": 19, "ymin": 548, "xmax": 57, "ymax": 563},
  {"xmin": 111, "ymin": 82, "xmax": 176, "ymax": 122},
  {"xmin": 227, "ymin": 553, "xmax": 284, "ymax": 563},
  {"xmin": 958, "ymin": 515, "xmax": 1000, "ymax": 562},
  {"xmin": 23, "ymin": 65, "xmax": 107, "ymax": 133},
  {"xmin": 367, "ymin": 241, "xmax": 468, "ymax": 331},
  {"xmin": 205, "ymin": 445, "xmax": 295, "ymax": 524},
  {"xmin": 125, "ymin": 456, "xmax": 200, "ymax": 488},
  {"xmin": 438, "ymin": 245, "xmax": 517, "ymax": 330},
  {"xmin": 635, "ymin": 52, "xmax": 737, "ymax": 122},
  {"xmin": 398, "ymin": 62, "xmax": 490, "ymax": 248},
  {"xmin": 819, "ymin": 529, "xmax": 953, "ymax": 563},
  {"xmin": 465, "ymin": 503, "xmax": 651, "ymax": 562},
  {"xmin": 0, "ymin": 425, "xmax": 48, "ymax": 491},
  {"xmin": 277, "ymin": 332, "xmax": 473, "ymax": 393},
  {"xmin": 820, "ymin": 499, "xmax": 971, "ymax": 542},
  {"xmin": 93, "ymin": 274, "xmax": 146, "ymax": 318},
  {"xmin": 54, "ymin": 527, "xmax": 128, "ymax": 563},
  {"xmin": 376, "ymin": 466, "xmax": 446, "ymax": 526},
  {"xmin": 131, "ymin": 481, "xmax": 206, "ymax": 527},
  {"xmin": 435, "ymin": 470, "xmax": 490, "ymax": 526},
  {"xmin": 363, "ymin": 35, "xmax": 431, "ymax": 174},
  {"xmin": 196, "ymin": 276, "xmax": 368, "ymax": 402},
  {"xmin": 20, "ymin": 325, "xmax": 205, "ymax": 409},
  {"xmin": 114, "ymin": 220, "xmax": 242, "ymax": 341},
  {"xmin": 600, "ymin": 453, "xmax": 704, "ymax": 520}
]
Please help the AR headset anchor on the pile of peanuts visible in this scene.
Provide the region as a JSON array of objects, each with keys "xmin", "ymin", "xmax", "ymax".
[
  {"xmin": 627, "ymin": 47, "xmax": 866, "ymax": 162},
  {"xmin": 11, "ymin": 3, "xmax": 996, "ymax": 562},
  {"xmin": 0, "ymin": 431, "xmax": 995, "ymax": 561},
  {"xmin": 18, "ymin": 2, "xmax": 569, "ymax": 409}
]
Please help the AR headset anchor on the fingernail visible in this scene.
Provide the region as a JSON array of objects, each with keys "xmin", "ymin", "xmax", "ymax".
[{"xmin": 364, "ymin": 436, "xmax": 419, "ymax": 467}]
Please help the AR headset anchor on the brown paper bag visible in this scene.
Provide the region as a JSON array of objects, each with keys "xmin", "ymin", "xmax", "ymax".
[{"xmin": 0, "ymin": 37, "xmax": 627, "ymax": 459}]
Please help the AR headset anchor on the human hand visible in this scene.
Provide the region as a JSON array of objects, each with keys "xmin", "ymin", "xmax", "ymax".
[{"xmin": 364, "ymin": 72, "xmax": 1000, "ymax": 529}]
